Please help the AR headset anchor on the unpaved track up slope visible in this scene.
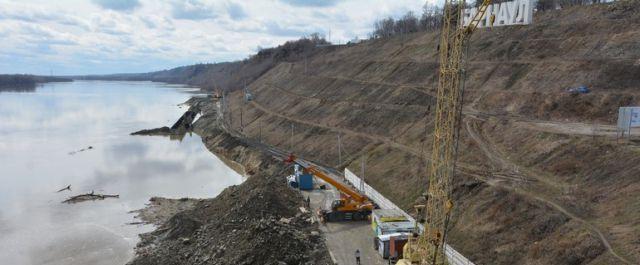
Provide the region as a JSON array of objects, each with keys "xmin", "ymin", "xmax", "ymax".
[{"xmin": 464, "ymin": 118, "xmax": 633, "ymax": 265}]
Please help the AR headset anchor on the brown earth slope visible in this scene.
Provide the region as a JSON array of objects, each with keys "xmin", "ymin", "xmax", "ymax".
[{"xmin": 215, "ymin": 3, "xmax": 639, "ymax": 265}]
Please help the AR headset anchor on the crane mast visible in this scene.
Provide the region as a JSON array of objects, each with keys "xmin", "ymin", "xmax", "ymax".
[{"xmin": 413, "ymin": 1, "xmax": 492, "ymax": 264}]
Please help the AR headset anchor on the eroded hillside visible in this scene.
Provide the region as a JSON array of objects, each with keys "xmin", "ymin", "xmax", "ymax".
[{"xmin": 218, "ymin": 3, "xmax": 639, "ymax": 265}]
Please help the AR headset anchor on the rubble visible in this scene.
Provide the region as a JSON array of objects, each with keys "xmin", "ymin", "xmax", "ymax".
[{"xmin": 128, "ymin": 130, "xmax": 332, "ymax": 265}]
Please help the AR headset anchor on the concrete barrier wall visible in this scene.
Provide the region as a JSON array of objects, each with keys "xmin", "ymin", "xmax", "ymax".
[{"xmin": 344, "ymin": 168, "xmax": 475, "ymax": 265}]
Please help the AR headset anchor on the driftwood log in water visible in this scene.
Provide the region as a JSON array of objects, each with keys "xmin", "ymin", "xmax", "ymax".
[
  {"xmin": 56, "ymin": 185, "xmax": 72, "ymax": 192},
  {"xmin": 62, "ymin": 192, "xmax": 119, "ymax": 204}
]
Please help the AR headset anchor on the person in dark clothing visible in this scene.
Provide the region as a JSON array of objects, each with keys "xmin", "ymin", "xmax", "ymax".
[{"xmin": 355, "ymin": 249, "xmax": 361, "ymax": 265}]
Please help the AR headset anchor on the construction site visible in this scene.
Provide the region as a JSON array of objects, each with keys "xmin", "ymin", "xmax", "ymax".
[{"xmin": 90, "ymin": 1, "xmax": 640, "ymax": 265}]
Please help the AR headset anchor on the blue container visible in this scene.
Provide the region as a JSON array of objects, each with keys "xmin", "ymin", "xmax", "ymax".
[{"xmin": 297, "ymin": 173, "xmax": 313, "ymax": 190}]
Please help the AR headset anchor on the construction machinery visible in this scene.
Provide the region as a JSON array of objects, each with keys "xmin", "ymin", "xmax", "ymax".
[
  {"xmin": 285, "ymin": 154, "xmax": 375, "ymax": 221},
  {"xmin": 398, "ymin": 0, "xmax": 493, "ymax": 264}
]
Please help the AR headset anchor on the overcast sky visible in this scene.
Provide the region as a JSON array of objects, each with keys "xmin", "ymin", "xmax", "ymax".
[{"xmin": 0, "ymin": 0, "xmax": 434, "ymax": 75}]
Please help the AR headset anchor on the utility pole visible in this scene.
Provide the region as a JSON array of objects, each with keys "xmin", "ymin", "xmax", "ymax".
[
  {"xmin": 290, "ymin": 123, "xmax": 294, "ymax": 151},
  {"xmin": 220, "ymin": 92, "xmax": 225, "ymax": 126},
  {"xmin": 304, "ymin": 54, "xmax": 308, "ymax": 75},
  {"xmin": 241, "ymin": 80, "xmax": 246, "ymax": 132},
  {"xmin": 240, "ymin": 105, "xmax": 243, "ymax": 132},
  {"xmin": 592, "ymin": 120, "xmax": 598, "ymax": 143},
  {"xmin": 228, "ymin": 97, "xmax": 233, "ymax": 129},
  {"xmin": 628, "ymin": 108, "xmax": 634, "ymax": 140},
  {"xmin": 259, "ymin": 119, "xmax": 262, "ymax": 142},
  {"xmin": 337, "ymin": 133, "xmax": 342, "ymax": 166},
  {"xmin": 360, "ymin": 157, "xmax": 366, "ymax": 192}
]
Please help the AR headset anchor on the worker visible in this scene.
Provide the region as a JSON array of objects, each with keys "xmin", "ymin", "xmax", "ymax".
[
  {"xmin": 305, "ymin": 196, "xmax": 310, "ymax": 207},
  {"xmin": 355, "ymin": 249, "xmax": 361, "ymax": 265}
]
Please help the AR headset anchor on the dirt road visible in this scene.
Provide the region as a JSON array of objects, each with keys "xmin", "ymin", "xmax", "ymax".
[
  {"xmin": 214, "ymin": 100, "xmax": 387, "ymax": 264},
  {"xmin": 304, "ymin": 188, "xmax": 385, "ymax": 265},
  {"xmin": 464, "ymin": 118, "xmax": 632, "ymax": 265}
]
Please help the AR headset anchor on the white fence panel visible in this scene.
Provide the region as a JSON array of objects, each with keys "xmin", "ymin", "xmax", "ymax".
[
  {"xmin": 618, "ymin": 107, "xmax": 640, "ymax": 130},
  {"xmin": 344, "ymin": 168, "xmax": 475, "ymax": 265}
]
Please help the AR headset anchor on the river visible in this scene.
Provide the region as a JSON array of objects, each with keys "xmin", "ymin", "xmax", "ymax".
[{"xmin": 0, "ymin": 80, "xmax": 243, "ymax": 265}]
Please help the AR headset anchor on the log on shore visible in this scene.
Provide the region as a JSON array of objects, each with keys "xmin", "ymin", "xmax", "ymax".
[{"xmin": 62, "ymin": 193, "xmax": 119, "ymax": 204}]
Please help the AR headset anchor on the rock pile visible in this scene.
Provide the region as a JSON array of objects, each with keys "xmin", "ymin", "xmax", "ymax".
[{"xmin": 129, "ymin": 155, "xmax": 332, "ymax": 265}]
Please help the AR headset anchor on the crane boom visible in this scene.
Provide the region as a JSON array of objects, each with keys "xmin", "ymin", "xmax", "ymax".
[
  {"xmin": 304, "ymin": 166, "xmax": 368, "ymax": 202},
  {"xmin": 285, "ymin": 153, "xmax": 374, "ymax": 221}
]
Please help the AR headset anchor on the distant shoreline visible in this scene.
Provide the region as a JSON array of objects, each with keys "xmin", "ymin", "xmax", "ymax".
[{"xmin": 0, "ymin": 74, "xmax": 73, "ymax": 91}]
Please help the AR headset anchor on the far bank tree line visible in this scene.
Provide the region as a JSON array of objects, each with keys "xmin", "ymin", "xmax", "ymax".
[
  {"xmin": 371, "ymin": 0, "xmax": 617, "ymax": 39},
  {"xmin": 0, "ymin": 74, "xmax": 71, "ymax": 88}
]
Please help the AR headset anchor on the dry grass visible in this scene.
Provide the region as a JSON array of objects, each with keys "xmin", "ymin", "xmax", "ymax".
[{"xmin": 207, "ymin": 4, "xmax": 640, "ymax": 264}]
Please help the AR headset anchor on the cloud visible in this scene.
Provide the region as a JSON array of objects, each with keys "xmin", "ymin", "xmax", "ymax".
[
  {"xmin": 0, "ymin": 5, "xmax": 91, "ymax": 30},
  {"xmin": 226, "ymin": 2, "xmax": 246, "ymax": 20},
  {"xmin": 0, "ymin": 8, "xmax": 54, "ymax": 22},
  {"xmin": 0, "ymin": 0, "xmax": 427, "ymax": 75},
  {"xmin": 279, "ymin": 0, "xmax": 339, "ymax": 7},
  {"xmin": 139, "ymin": 15, "xmax": 174, "ymax": 30},
  {"xmin": 170, "ymin": 0, "xmax": 217, "ymax": 20},
  {"xmin": 91, "ymin": 0, "xmax": 141, "ymax": 11},
  {"xmin": 91, "ymin": 13, "xmax": 134, "ymax": 35},
  {"xmin": 265, "ymin": 21, "xmax": 308, "ymax": 37}
]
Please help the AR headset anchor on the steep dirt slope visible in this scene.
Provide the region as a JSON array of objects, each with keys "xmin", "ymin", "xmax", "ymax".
[
  {"xmin": 218, "ymin": 3, "xmax": 639, "ymax": 265},
  {"xmin": 467, "ymin": 3, "xmax": 640, "ymax": 123}
]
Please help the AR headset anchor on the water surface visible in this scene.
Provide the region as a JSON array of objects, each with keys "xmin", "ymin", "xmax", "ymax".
[{"xmin": 0, "ymin": 81, "xmax": 242, "ymax": 265}]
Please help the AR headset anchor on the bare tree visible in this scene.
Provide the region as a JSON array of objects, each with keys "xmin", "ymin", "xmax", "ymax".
[
  {"xmin": 402, "ymin": 12, "xmax": 420, "ymax": 33},
  {"xmin": 373, "ymin": 17, "xmax": 396, "ymax": 38},
  {"xmin": 420, "ymin": 4, "xmax": 443, "ymax": 32},
  {"xmin": 309, "ymin": 32, "xmax": 325, "ymax": 44}
]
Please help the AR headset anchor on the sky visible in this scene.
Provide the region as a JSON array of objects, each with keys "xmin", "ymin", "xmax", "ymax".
[{"xmin": 0, "ymin": 0, "xmax": 434, "ymax": 75}]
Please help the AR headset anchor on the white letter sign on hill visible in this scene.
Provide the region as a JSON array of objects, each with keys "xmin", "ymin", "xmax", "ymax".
[{"xmin": 463, "ymin": 0, "xmax": 533, "ymax": 28}]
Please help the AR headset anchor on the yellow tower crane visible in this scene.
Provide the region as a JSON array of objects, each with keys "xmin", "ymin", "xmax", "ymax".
[{"xmin": 398, "ymin": 1, "xmax": 493, "ymax": 264}]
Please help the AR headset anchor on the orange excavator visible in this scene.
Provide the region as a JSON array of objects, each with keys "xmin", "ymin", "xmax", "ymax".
[{"xmin": 285, "ymin": 154, "xmax": 375, "ymax": 222}]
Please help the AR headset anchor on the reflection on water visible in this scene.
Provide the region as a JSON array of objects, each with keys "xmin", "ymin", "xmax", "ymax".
[
  {"xmin": 0, "ymin": 81, "xmax": 242, "ymax": 265},
  {"xmin": 0, "ymin": 84, "xmax": 36, "ymax": 93}
]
